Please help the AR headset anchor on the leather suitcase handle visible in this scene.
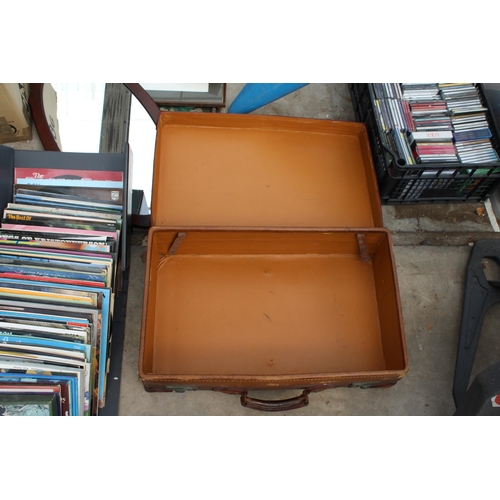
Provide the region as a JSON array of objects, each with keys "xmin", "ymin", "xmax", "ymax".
[{"xmin": 240, "ymin": 389, "xmax": 310, "ymax": 412}]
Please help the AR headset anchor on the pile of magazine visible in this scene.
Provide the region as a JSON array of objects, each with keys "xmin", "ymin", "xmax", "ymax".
[{"xmin": 0, "ymin": 167, "xmax": 124, "ymax": 416}]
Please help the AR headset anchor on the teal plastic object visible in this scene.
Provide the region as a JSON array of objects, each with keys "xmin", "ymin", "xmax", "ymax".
[{"xmin": 228, "ymin": 83, "xmax": 309, "ymax": 114}]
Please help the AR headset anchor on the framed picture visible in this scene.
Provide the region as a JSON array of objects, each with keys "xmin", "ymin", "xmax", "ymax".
[
  {"xmin": 0, "ymin": 393, "xmax": 60, "ymax": 416},
  {"xmin": 140, "ymin": 83, "xmax": 226, "ymax": 107}
]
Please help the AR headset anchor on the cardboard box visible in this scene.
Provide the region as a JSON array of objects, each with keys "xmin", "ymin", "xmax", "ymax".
[{"xmin": 0, "ymin": 83, "xmax": 32, "ymax": 144}]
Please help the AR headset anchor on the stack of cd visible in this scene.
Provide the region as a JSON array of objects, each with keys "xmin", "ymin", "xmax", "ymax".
[
  {"xmin": 409, "ymin": 131, "xmax": 459, "ymax": 163},
  {"xmin": 402, "ymin": 83, "xmax": 453, "ymax": 131},
  {"xmin": 401, "ymin": 83, "xmax": 440, "ymax": 102},
  {"xmin": 439, "ymin": 83, "xmax": 499, "ymax": 163},
  {"xmin": 371, "ymin": 83, "xmax": 415, "ymax": 133},
  {"xmin": 368, "ymin": 83, "xmax": 500, "ymax": 168},
  {"xmin": 455, "ymin": 140, "xmax": 499, "ymax": 163},
  {"xmin": 439, "ymin": 83, "xmax": 488, "ymax": 115}
]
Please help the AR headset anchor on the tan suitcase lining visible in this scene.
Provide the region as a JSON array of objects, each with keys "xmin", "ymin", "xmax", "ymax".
[
  {"xmin": 141, "ymin": 230, "xmax": 405, "ymax": 377},
  {"xmin": 151, "ymin": 115, "xmax": 381, "ymax": 229}
]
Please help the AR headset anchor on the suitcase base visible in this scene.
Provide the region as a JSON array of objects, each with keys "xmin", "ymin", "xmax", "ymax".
[{"xmin": 139, "ymin": 229, "xmax": 407, "ymax": 408}]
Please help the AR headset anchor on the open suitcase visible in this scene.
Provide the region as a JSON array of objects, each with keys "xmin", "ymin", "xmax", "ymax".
[{"xmin": 139, "ymin": 112, "xmax": 408, "ymax": 411}]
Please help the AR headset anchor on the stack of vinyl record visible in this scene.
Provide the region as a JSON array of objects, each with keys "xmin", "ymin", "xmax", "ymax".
[{"xmin": 0, "ymin": 168, "xmax": 124, "ymax": 416}]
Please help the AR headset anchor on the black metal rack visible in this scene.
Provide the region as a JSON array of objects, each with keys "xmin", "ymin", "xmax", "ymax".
[{"xmin": 349, "ymin": 83, "xmax": 500, "ymax": 204}]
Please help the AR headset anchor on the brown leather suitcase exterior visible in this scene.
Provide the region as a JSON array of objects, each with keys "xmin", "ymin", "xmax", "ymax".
[{"xmin": 139, "ymin": 112, "xmax": 408, "ymax": 411}]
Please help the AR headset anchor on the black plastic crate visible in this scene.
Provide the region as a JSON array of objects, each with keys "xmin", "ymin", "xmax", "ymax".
[{"xmin": 349, "ymin": 83, "xmax": 500, "ymax": 204}]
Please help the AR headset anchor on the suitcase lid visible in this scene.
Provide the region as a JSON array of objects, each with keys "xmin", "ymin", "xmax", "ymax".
[{"xmin": 151, "ymin": 112, "xmax": 382, "ymax": 228}]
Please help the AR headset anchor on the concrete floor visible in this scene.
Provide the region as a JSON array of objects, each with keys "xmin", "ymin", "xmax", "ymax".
[{"xmin": 116, "ymin": 84, "xmax": 500, "ymax": 416}]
